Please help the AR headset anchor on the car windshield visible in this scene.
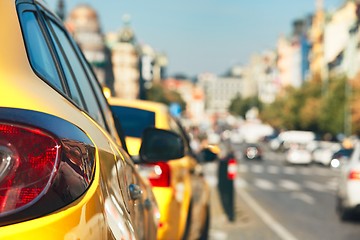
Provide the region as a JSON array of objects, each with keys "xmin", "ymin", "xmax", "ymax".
[{"xmin": 111, "ymin": 106, "xmax": 155, "ymax": 138}]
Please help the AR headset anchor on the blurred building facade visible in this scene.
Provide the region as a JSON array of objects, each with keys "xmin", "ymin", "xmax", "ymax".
[
  {"xmin": 324, "ymin": 1, "xmax": 358, "ymax": 78},
  {"xmin": 163, "ymin": 78, "xmax": 205, "ymax": 124},
  {"xmin": 66, "ymin": 5, "xmax": 115, "ymax": 91},
  {"xmin": 308, "ymin": 0, "xmax": 326, "ymax": 83},
  {"xmin": 198, "ymin": 72, "xmax": 244, "ymax": 115},
  {"xmin": 277, "ymin": 17, "xmax": 311, "ymax": 89},
  {"xmin": 246, "ymin": 52, "xmax": 279, "ymax": 104},
  {"xmin": 105, "ymin": 17, "xmax": 140, "ymax": 99}
]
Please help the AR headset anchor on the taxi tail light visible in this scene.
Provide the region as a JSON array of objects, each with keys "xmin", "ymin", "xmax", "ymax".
[
  {"xmin": 0, "ymin": 123, "xmax": 60, "ymax": 216},
  {"xmin": 348, "ymin": 170, "xmax": 360, "ymax": 180},
  {"xmin": 227, "ymin": 158, "xmax": 237, "ymax": 180},
  {"xmin": 142, "ymin": 162, "xmax": 171, "ymax": 187}
]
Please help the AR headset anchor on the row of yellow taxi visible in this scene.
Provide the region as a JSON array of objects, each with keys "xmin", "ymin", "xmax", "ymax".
[
  {"xmin": 109, "ymin": 99, "xmax": 213, "ymax": 240},
  {"xmin": 0, "ymin": 0, "xmax": 214, "ymax": 239}
]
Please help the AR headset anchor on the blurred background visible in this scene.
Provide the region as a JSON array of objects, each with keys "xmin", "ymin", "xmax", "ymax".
[
  {"xmin": 46, "ymin": 0, "xmax": 359, "ymax": 142},
  {"xmin": 45, "ymin": 1, "xmax": 360, "ymax": 239}
]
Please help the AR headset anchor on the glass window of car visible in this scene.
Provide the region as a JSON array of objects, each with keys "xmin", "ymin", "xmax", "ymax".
[
  {"xmin": 110, "ymin": 106, "xmax": 155, "ymax": 138},
  {"xmin": 45, "ymin": 18, "xmax": 84, "ymax": 108},
  {"xmin": 20, "ymin": 11, "xmax": 63, "ymax": 93},
  {"xmin": 48, "ymin": 21, "xmax": 106, "ymax": 127},
  {"xmin": 73, "ymin": 41, "xmax": 118, "ymax": 137},
  {"xmin": 169, "ymin": 116, "xmax": 192, "ymax": 153}
]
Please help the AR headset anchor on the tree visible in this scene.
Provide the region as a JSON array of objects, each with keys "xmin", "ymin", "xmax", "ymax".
[
  {"xmin": 228, "ymin": 94, "xmax": 262, "ymax": 118},
  {"xmin": 318, "ymin": 76, "xmax": 347, "ymax": 135},
  {"xmin": 146, "ymin": 83, "xmax": 186, "ymax": 111}
]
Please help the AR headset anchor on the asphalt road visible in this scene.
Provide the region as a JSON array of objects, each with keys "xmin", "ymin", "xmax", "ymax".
[{"xmin": 204, "ymin": 143, "xmax": 360, "ymax": 240}]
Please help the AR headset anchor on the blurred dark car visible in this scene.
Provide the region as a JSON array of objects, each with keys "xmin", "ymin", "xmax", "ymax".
[
  {"xmin": 330, "ymin": 148, "xmax": 354, "ymax": 168},
  {"xmin": 244, "ymin": 143, "xmax": 262, "ymax": 160}
]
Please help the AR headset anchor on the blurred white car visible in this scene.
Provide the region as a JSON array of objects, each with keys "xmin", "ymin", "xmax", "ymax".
[
  {"xmin": 285, "ymin": 144, "xmax": 312, "ymax": 165},
  {"xmin": 312, "ymin": 142, "xmax": 341, "ymax": 166},
  {"xmin": 336, "ymin": 142, "xmax": 360, "ymax": 220}
]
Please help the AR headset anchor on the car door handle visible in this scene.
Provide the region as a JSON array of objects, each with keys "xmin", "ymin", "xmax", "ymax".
[
  {"xmin": 144, "ymin": 198, "xmax": 152, "ymax": 210},
  {"xmin": 129, "ymin": 184, "xmax": 142, "ymax": 200}
]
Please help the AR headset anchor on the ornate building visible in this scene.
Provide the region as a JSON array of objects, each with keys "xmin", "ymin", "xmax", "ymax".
[
  {"xmin": 66, "ymin": 5, "xmax": 113, "ymax": 90},
  {"xmin": 106, "ymin": 16, "xmax": 140, "ymax": 99}
]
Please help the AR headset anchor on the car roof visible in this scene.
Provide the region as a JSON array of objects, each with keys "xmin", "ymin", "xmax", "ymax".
[
  {"xmin": 108, "ymin": 98, "xmax": 171, "ymax": 129},
  {"xmin": 108, "ymin": 98, "xmax": 169, "ymax": 115}
]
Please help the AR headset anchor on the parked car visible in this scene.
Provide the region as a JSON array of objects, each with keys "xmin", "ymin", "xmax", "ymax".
[
  {"xmin": 109, "ymin": 98, "xmax": 212, "ymax": 240},
  {"xmin": 336, "ymin": 142, "xmax": 360, "ymax": 220},
  {"xmin": 0, "ymin": 1, "xmax": 161, "ymax": 238}
]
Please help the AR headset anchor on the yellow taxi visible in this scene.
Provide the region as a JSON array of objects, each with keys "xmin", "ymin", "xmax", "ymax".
[
  {"xmin": 109, "ymin": 98, "xmax": 212, "ymax": 240},
  {"xmin": 0, "ymin": 1, "xmax": 164, "ymax": 239}
]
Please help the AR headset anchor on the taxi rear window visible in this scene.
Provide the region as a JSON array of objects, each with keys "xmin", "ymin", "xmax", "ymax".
[
  {"xmin": 111, "ymin": 106, "xmax": 155, "ymax": 138},
  {"xmin": 20, "ymin": 11, "xmax": 63, "ymax": 92}
]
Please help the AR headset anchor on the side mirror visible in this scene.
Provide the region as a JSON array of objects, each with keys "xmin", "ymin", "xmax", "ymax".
[{"xmin": 140, "ymin": 127, "xmax": 184, "ymax": 162}]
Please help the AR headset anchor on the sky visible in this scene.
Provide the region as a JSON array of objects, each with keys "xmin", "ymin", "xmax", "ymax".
[{"xmin": 46, "ymin": 0, "xmax": 344, "ymax": 77}]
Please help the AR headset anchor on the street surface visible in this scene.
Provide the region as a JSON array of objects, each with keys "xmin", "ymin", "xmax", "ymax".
[{"xmin": 204, "ymin": 143, "xmax": 360, "ymax": 240}]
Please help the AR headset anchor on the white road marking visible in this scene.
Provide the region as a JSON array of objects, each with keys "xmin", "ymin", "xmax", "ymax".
[
  {"xmin": 209, "ymin": 229, "xmax": 228, "ymax": 240},
  {"xmin": 235, "ymin": 178, "xmax": 248, "ymax": 188},
  {"xmin": 251, "ymin": 165, "xmax": 264, "ymax": 173},
  {"xmin": 290, "ymin": 192, "xmax": 315, "ymax": 205},
  {"xmin": 299, "ymin": 168, "xmax": 311, "ymax": 175},
  {"xmin": 314, "ymin": 168, "xmax": 330, "ymax": 176},
  {"xmin": 279, "ymin": 179, "xmax": 301, "ymax": 191},
  {"xmin": 238, "ymin": 164, "xmax": 248, "ymax": 173},
  {"xmin": 326, "ymin": 178, "xmax": 338, "ymax": 191},
  {"xmin": 304, "ymin": 181, "xmax": 326, "ymax": 192},
  {"xmin": 254, "ymin": 178, "xmax": 276, "ymax": 190},
  {"xmin": 268, "ymin": 166, "xmax": 279, "ymax": 174},
  {"xmin": 283, "ymin": 167, "xmax": 296, "ymax": 175},
  {"xmin": 238, "ymin": 189, "xmax": 298, "ymax": 240}
]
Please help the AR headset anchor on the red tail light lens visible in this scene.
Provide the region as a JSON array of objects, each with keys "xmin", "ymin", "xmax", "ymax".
[
  {"xmin": 227, "ymin": 158, "xmax": 237, "ymax": 180},
  {"xmin": 348, "ymin": 170, "xmax": 360, "ymax": 180},
  {"xmin": 138, "ymin": 162, "xmax": 170, "ymax": 187},
  {"xmin": 0, "ymin": 123, "xmax": 60, "ymax": 216}
]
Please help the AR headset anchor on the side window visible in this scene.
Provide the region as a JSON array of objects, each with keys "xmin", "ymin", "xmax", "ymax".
[
  {"xmin": 46, "ymin": 19, "xmax": 84, "ymax": 108},
  {"xmin": 169, "ymin": 116, "xmax": 190, "ymax": 150},
  {"xmin": 169, "ymin": 116, "xmax": 199, "ymax": 157},
  {"xmin": 48, "ymin": 21, "xmax": 106, "ymax": 128},
  {"xmin": 75, "ymin": 45, "xmax": 119, "ymax": 137},
  {"xmin": 20, "ymin": 11, "xmax": 63, "ymax": 92}
]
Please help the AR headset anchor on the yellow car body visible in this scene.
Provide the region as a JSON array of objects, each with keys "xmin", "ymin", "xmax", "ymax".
[
  {"xmin": 0, "ymin": 1, "xmax": 158, "ymax": 239},
  {"xmin": 109, "ymin": 98, "xmax": 211, "ymax": 240}
]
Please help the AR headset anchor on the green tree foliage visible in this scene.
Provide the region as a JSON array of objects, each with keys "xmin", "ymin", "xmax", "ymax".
[
  {"xmin": 228, "ymin": 94, "xmax": 262, "ymax": 118},
  {"xmin": 260, "ymin": 95, "xmax": 287, "ymax": 129},
  {"xmin": 146, "ymin": 83, "xmax": 186, "ymax": 111},
  {"xmin": 258, "ymin": 76, "xmax": 349, "ymax": 136},
  {"xmin": 318, "ymin": 76, "xmax": 346, "ymax": 135}
]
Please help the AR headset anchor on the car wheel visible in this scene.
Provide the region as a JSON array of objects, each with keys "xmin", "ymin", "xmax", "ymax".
[{"xmin": 199, "ymin": 205, "xmax": 210, "ymax": 240}]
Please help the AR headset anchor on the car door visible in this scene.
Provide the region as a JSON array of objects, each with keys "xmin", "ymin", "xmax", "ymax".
[
  {"xmin": 9, "ymin": 2, "xmax": 137, "ymax": 239},
  {"xmin": 168, "ymin": 117, "xmax": 210, "ymax": 238}
]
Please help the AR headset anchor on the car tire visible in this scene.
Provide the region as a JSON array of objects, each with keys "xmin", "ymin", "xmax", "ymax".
[{"xmin": 199, "ymin": 205, "xmax": 210, "ymax": 240}]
